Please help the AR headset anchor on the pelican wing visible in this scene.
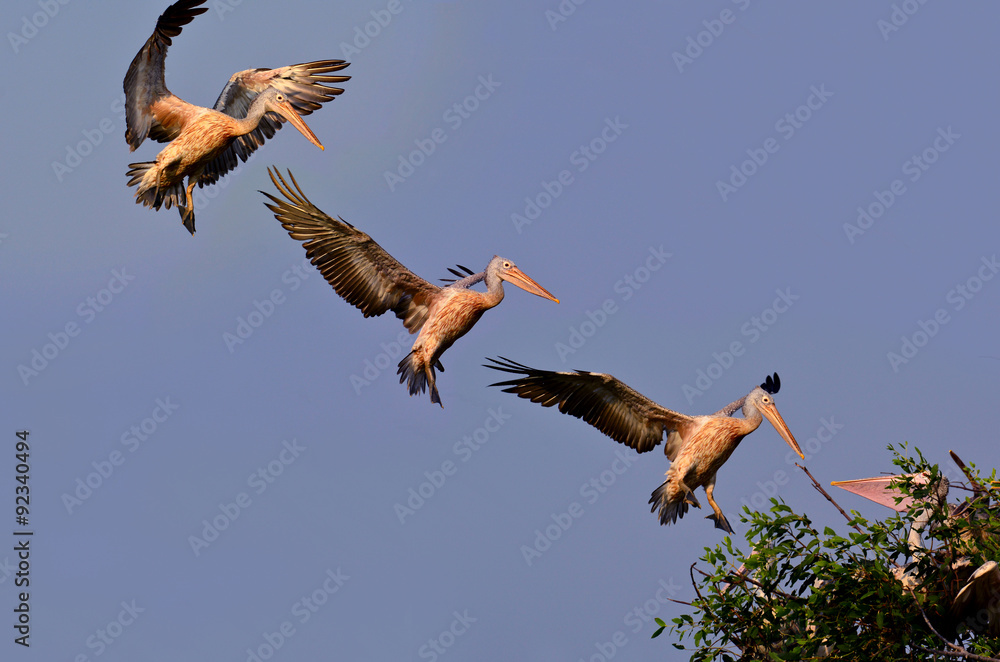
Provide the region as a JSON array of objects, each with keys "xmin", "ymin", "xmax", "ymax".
[
  {"xmin": 952, "ymin": 561, "xmax": 1000, "ymax": 636},
  {"xmin": 199, "ymin": 61, "xmax": 350, "ymax": 183},
  {"xmin": 213, "ymin": 61, "xmax": 350, "ymax": 119},
  {"xmin": 485, "ymin": 357, "xmax": 694, "ymax": 454},
  {"xmin": 124, "ymin": 0, "xmax": 208, "ymax": 150},
  {"xmin": 262, "ymin": 169, "xmax": 439, "ymax": 332}
]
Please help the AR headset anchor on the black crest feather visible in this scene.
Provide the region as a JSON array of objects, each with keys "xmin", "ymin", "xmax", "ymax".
[
  {"xmin": 760, "ymin": 373, "xmax": 780, "ymax": 394},
  {"xmin": 439, "ymin": 264, "xmax": 476, "ymax": 283}
]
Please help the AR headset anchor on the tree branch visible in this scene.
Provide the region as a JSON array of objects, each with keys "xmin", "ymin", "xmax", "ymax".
[
  {"xmin": 687, "ymin": 562, "xmax": 744, "ymax": 653},
  {"xmin": 720, "ymin": 570, "xmax": 795, "ymax": 601},
  {"xmin": 903, "ymin": 584, "xmax": 1000, "ymax": 661},
  {"xmin": 912, "ymin": 643, "xmax": 1000, "ymax": 661},
  {"xmin": 796, "ymin": 463, "xmax": 864, "ymax": 534}
]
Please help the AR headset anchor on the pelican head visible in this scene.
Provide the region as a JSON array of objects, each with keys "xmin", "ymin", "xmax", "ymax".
[
  {"xmin": 746, "ymin": 373, "xmax": 803, "ymax": 459},
  {"xmin": 488, "ymin": 256, "xmax": 560, "ymax": 303},
  {"xmin": 259, "ymin": 88, "xmax": 324, "ymax": 151}
]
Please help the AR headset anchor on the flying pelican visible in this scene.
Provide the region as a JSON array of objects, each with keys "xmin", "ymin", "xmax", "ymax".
[
  {"xmin": 485, "ymin": 361, "xmax": 804, "ymax": 532},
  {"xmin": 261, "ymin": 169, "xmax": 560, "ymax": 406},
  {"xmin": 833, "ymin": 458, "xmax": 1000, "ymax": 638},
  {"xmin": 124, "ymin": 0, "xmax": 349, "ymax": 234}
]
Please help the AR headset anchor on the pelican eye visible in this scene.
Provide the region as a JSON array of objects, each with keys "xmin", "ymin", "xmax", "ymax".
[
  {"xmin": 762, "ymin": 396, "xmax": 770, "ymax": 404},
  {"xmin": 502, "ymin": 261, "xmax": 511, "ymax": 269}
]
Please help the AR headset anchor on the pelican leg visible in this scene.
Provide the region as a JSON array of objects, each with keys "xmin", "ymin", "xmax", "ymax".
[
  {"xmin": 426, "ymin": 364, "xmax": 442, "ymax": 408},
  {"xmin": 704, "ymin": 479, "xmax": 733, "ymax": 534},
  {"xmin": 180, "ymin": 179, "xmax": 198, "ymax": 235}
]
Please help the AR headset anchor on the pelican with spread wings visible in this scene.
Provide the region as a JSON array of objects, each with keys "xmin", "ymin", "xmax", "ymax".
[
  {"xmin": 261, "ymin": 169, "xmax": 560, "ymax": 406},
  {"xmin": 486, "ymin": 360, "xmax": 803, "ymax": 532},
  {"xmin": 124, "ymin": 0, "xmax": 349, "ymax": 233}
]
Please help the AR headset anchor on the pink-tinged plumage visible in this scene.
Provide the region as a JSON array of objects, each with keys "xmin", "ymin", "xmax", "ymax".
[
  {"xmin": 123, "ymin": 0, "xmax": 349, "ymax": 234},
  {"xmin": 260, "ymin": 169, "xmax": 560, "ymax": 407},
  {"xmin": 833, "ymin": 455, "xmax": 1000, "ymax": 637},
  {"xmin": 486, "ymin": 364, "xmax": 803, "ymax": 532}
]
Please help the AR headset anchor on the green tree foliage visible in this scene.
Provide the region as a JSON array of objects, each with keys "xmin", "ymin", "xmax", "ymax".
[{"xmin": 657, "ymin": 446, "xmax": 1000, "ymax": 661}]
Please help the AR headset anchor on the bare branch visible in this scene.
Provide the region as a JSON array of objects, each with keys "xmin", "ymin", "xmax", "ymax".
[
  {"xmin": 796, "ymin": 463, "xmax": 864, "ymax": 534},
  {"xmin": 950, "ymin": 450, "xmax": 985, "ymax": 496},
  {"xmin": 903, "ymin": 584, "xmax": 1000, "ymax": 661},
  {"xmin": 912, "ymin": 643, "xmax": 1000, "ymax": 662}
]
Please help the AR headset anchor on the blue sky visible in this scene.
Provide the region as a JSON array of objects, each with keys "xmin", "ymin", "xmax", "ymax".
[{"xmin": 2, "ymin": 1, "xmax": 998, "ymax": 660}]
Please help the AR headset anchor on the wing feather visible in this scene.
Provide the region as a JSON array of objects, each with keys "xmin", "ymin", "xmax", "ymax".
[
  {"xmin": 200, "ymin": 61, "xmax": 350, "ymax": 184},
  {"xmin": 123, "ymin": 0, "xmax": 209, "ymax": 150},
  {"xmin": 485, "ymin": 357, "xmax": 694, "ymax": 454},
  {"xmin": 261, "ymin": 169, "xmax": 439, "ymax": 332}
]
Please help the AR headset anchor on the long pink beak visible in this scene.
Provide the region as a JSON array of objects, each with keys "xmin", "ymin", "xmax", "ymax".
[
  {"xmin": 830, "ymin": 473, "xmax": 930, "ymax": 512},
  {"xmin": 270, "ymin": 98, "xmax": 324, "ymax": 151},
  {"xmin": 501, "ymin": 265, "xmax": 560, "ymax": 303},
  {"xmin": 759, "ymin": 403, "xmax": 803, "ymax": 459}
]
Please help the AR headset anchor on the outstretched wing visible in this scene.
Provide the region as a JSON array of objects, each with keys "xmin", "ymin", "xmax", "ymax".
[
  {"xmin": 261, "ymin": 168, "xmax": 440, "ymax": 333},
  {"xmin": 485, "ymin": 357, "xmax": 695, "ymax": 454},
  {"xmin": 201, "ymin": 61, "xmax": 350, "ymax": 182},
  {"xmin": 213, "ymin": 60, "xmax": 350, "ymax": 119},
  {"xmin": 952, "ymin": 561, "xmax": 1000, "ymax": 636},
  {"xmin": 123, "ymin": 0, "xmax": 209, "ymax": 150}
]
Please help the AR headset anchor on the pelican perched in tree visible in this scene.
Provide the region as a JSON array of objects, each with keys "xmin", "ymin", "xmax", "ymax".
[
  {"xmin": 261, "ymin": 169, "xmax": 560, "ymax": 406},
  {"xmin": 833, "ymin": 454, "xmax": 1000, "ymax": 638},
  {"xmin": 124, "ymin": 0, "xmax": 349, "ymax": 233},
  {"xmin": 485, "ymin": 361, "xmax": 803, "ymax": 532}
]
